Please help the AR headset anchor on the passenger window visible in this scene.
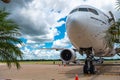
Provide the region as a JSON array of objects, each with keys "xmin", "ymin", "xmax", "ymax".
[{"xmin": 88, "ymin": 8, "xmax": 99, "ymax": 15}]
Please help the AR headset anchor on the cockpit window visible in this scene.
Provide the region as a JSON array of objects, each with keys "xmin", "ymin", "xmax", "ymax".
[
  {"xmin": 70, "ymin": 8, "xmax": 78, "ymax": 14},
  {"xmin": 70, "ymin": 8, "xmax": 88, "ymax": 14},
  {"xmin": 70, "ymin": 8, "xmax": 99, "ymax": 15},
  {"xmin": 88, "ymin": 8, "xmax": 99, "ymax": 15},
  {"xmin": 78, "ymin": 8, "xmax": 88, "ymax": 11}
]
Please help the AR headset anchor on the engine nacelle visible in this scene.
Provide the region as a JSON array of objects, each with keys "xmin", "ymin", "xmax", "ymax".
[{"xmin": 60, "ymin": 49, "xmax": 76, "ymax": 63}]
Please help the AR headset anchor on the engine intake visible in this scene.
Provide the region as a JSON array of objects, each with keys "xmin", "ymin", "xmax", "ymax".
[{"xmin": 60, "ymin": 49, "xmax": 76, "ymax": 62}]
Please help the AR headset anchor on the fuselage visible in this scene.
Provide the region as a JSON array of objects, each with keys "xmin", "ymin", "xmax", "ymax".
[{"xmin": 66, "ymin": 5, "xmax": 115, "ymax": 57}]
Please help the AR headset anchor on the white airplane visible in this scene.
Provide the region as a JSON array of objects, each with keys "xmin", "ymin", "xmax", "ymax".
[{"xmin": 59, "ymin": 5, "xmax": 120, "ymax": 74}]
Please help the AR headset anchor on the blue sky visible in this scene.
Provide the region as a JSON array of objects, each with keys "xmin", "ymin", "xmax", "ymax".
[{"xmin": 0, "ymin": 0, "xmax": 120, "ymax": 59}]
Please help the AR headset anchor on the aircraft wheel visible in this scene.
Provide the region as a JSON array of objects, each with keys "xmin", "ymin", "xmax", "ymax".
[
  {"xmin": 90, "ymin": 65, "xmax": 95, "ymax": 74},
  {"xmin": 83, "ymin": 65, "xmax": 88, "ymax": 74}
]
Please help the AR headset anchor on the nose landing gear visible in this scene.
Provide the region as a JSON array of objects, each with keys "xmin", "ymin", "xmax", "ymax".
[{"xmin": 83, "ymin": 53, "xmax": 95, "ymax": 74}]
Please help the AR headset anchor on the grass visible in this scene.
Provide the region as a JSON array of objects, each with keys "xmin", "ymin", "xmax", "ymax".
[
  {"xmin": 19, "ymin": 60, "xmax": 120, "ymax": 65},
  {"xmin": 19, "ymin": 61, "xmax": 62, "ymax": 65}
]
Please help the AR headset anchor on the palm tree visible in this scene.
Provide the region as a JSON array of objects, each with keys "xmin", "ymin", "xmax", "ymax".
[
  {"xmin": 105, "ymin": 0, "xmax": 120, "ymax": 46},
  {"xmin": 116, "ymin": 0, "xmax": 120, "ymax": 10},
  {"xmin": 104, "ymin": 19, "xmax": 120, "ymax": 49},
  {"xmin": 0, "ymin": 9, "xmax": 23, "ymax": 69},
  {"xmin": 1, "ymin": 0, "xmax": 10, "ymax": 3}
]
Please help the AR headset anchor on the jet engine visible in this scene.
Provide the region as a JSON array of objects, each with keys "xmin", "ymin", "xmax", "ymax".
[{"xmin": 60, "ymin": 49, "xmax": 76, "ymax": 63}]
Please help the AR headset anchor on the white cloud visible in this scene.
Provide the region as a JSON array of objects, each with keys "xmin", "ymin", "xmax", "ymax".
[
  {"xmin": 1, "ymin": 0, "xmax": 69, "ymax": 43},
  {"xmin": 34, "ymin": 50, "xmax": 60, "ymax": 59},
  {"xmin": 52, "ymin": 32, "xmax": 72, "ymax": 48},
  {"xmin": 22, "ymin": 47, "xmax": 60, "ymax": 59}
]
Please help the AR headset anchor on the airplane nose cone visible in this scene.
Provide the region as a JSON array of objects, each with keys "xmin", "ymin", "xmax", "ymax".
[
  {"xmin": 66, "ymin": 13, "xmax": 88, "ymax": 31},
  {"xmin": 66, "ymin": 12, "xmax": 92, "ymax": 48},
  {"xmin": 66, "ymin": 14, "xmax": 79, "ymax": 26}
]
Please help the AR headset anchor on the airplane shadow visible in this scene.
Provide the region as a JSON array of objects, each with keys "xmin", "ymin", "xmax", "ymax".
[{"xmin": 62, "ymin": 65, "xmax": 120, "ymax": 79}]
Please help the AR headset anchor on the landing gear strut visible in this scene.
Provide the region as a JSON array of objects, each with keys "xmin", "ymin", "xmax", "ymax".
[{"xmin": 83, "ymin": 54, "xmax": 95, "ymax": 74}]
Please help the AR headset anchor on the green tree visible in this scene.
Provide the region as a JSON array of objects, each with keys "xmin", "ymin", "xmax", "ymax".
[
  {"xmin": 116, "ymin": 0, "xmax": 120, "ymax": 10},
  {"xmin": 105, "ymin": 19, "xmax": 120, "ymax": 49},
  {"xmin": 0, "ymin": 9, "xmax": 23, "ymax": 69},
  {"xmin": 105, "ymin": 0, "xmax": 120, "ymax": 47}
]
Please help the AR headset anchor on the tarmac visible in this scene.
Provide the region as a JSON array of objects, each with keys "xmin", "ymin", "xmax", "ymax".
[{"xmin": 0, "ymin": 62, "xmax": 120, "ymax": 80}]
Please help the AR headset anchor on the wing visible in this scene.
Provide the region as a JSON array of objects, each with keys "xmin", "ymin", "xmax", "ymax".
[
  {"xmin": 39, "ymin": 48, "xmax": 65, "ymax": 51},
  {"xmin": 39, "ymin": 48, "xmax": 78, "ymax": 51}
]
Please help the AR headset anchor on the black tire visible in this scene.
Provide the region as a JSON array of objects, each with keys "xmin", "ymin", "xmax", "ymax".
[
  {"xmin": 83, "ymin": 65, "xmax": 88, "ymax": 74},
  {"xmin": 90, "ymin": 65, "xmax": 95, "ymax": 74},
  {"xmin": 101, "ymin": 61, "xmax": 103, "ymax": 64}
]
